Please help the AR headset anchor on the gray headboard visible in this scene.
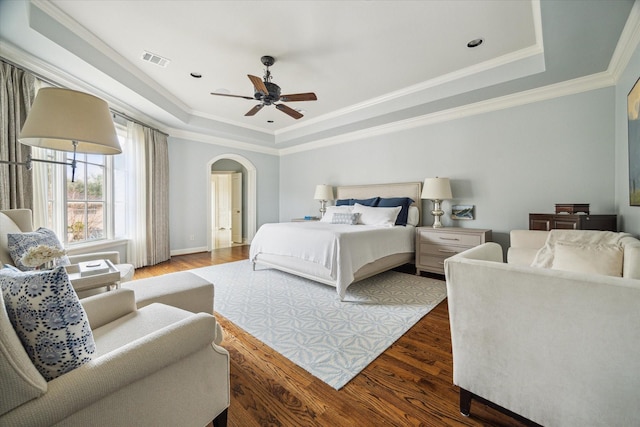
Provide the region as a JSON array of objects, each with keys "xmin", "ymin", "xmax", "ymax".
[{"xmin": 335, "ymin": 182, "xmax": 423, "ymax": 220}]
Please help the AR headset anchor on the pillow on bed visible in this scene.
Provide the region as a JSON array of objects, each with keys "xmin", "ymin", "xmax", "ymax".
[
  {"xmin": 335, "ymin": 197, "xmax": 379, "ymax": 207},
  {"xmin": 320, "ymin": 205, "xmax": 354, "ymax": 222},
  {"xmin": 330, "ymin": 212, "xmax": 361, "ymax": 225},
  {"xmin": 407, "ymin": 206, "xmax": 419, "ymax": 227},
  {"xmin": 377, "ymin": 197, "xmax": 414, "ymax": 226},
  {"xmin": 352, "ymin": 203, "xmax": 401, "ymax": 227}
]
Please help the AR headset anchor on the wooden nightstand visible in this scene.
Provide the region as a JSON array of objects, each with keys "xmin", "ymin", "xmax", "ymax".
[{"xmin": 416, "ymin": 227, "xmax": 492, "ymax": 276}]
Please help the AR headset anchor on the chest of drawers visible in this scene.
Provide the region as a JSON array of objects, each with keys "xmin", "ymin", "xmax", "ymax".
[{"xmin": 415, "ymin": 227, "xmax": 492, "ymax": 275}]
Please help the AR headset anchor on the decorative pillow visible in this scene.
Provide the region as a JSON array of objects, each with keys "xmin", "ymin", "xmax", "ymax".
[
  {"xmin": 7, "ymin": 228, "xmax": 70, "ymax": 271},
  {"xmin": 352, "ymin": 203, "xmax": 401, "ymax": 227},
  {"xmin": 551, "ymin": 242, "xmax": 624, "ymax": 277},
  {"xmin": 335, "ymin": 197, "xmax": 379, "ymax": 207},
  {"xmin": 377, "ymin": 197, "xmax": 414, "ymax": 226},
  {"xmin": 407, "ymin": 206, "xmax": 419, "ymax": 227},
  {"xmin": 330, "ymin": 212, "xmax": 361, "ymax": 225},
  {"xmin": 320, "ymin": 205, "xmax": 354, "ymax": 223},
  {"xmin": 0, "ymin": 266, "xmax": 95, "ymax": 381}
]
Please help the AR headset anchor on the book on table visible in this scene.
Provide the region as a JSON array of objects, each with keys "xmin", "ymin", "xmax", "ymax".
[{"xmin": 78, "ymin": 259, "xmax": 110, "ymax": 277}]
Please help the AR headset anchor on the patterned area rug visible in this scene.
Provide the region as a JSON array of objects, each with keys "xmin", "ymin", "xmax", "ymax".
[{"xmin": 191, "ymin": 260, "xmax": 447, "ymax": 389}]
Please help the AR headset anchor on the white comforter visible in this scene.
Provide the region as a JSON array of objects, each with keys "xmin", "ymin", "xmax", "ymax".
[{"xmin": 249, "ymin": 222, "xmax": 415, "ymax": 299}]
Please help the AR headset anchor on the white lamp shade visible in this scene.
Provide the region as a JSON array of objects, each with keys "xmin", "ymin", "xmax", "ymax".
[
  {"xmin": 314, "ymin": 184, "xmax": 334, "ymax": 200},
  {"xmin": 19, "ymin": 87, "xmax": 122, "ymax": 155},
  {"xmin": 421, "ymin": 177, "xmax": 453, "ymax": 200}
]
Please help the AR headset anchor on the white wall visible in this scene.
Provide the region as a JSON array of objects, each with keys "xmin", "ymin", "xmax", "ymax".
[
  {"xmin": 280, "ymin": 87, "xmax": 617, "ymax": 250},
  {"xmin": 615, "ymin": 38, "xmax": 640, "ymax": 235},
  {"xmin": 168, "ymin": 137, "xmax": 279, "ymax": 253}
]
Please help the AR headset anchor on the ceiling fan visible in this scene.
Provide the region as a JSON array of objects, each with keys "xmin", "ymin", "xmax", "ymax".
[{"xmin": 211, "ymin": 55, "xmax": 317, "ymax": 119}]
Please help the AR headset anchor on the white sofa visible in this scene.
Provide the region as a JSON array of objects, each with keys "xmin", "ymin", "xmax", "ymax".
[{"xmin": 444, "ymin": 230, "xmax": 640, "ymax": 427}]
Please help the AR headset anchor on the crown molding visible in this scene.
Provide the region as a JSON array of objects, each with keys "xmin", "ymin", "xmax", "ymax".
[
  {"xmin": 280, "ymin": 71, "xmax": 616, "ymax": 156},
  {"xmin": 168, "ymin": 128, "xmax": 279, "ymax": 156},
  {"xmin": 609, "ymin": 0, "xmax": 640, "ymax": 82}
]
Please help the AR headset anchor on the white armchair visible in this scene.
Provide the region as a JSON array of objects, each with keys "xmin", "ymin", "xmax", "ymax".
[
  {"xmin": 0, "ymin": 288, "xmax": 230, "ymax": 426},
  {"xmin": 0, "ymin": 209, "xmax": 134, "ymax": 291}
]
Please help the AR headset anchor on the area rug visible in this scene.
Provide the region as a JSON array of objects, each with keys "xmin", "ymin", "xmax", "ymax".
[{"xmin": 191, "ymin": 260, "xmax": 447, "ymax": 389}]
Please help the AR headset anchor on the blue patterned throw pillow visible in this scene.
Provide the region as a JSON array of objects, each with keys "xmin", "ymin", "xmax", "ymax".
[
  {"xmin": 331, "ymin": 212, "xmax": 361, "ymax": 225},
  {"xmin": 0, "ymin": 266, "xmax": 95, "ymax": 381},
  {"xmin": 7, "ymin": 228, "xmax": 70, "ymax": 271}
]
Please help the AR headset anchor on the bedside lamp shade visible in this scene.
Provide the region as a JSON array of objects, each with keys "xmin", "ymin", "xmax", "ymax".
[
  {"xmin": 314, "ymin": 184, "xmax": 334, "ymax": 217},
  {"xmin": 421, "ymin": 177, "xmax": 453, "ymax": 228}
]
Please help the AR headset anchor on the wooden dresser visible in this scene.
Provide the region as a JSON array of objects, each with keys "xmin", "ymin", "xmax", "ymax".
[
  {"xmin": 529, "ymin": 213, "xmax": 617, "ymax": 231},
  {"xmin": 415, "ymin": 227, "xmax": 492, "ymax": 276}
]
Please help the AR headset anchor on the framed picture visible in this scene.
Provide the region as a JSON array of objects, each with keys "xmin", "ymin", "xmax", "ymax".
[
  {"xmin": 629, "ymin": 76, "xmax": 640, "ymax": 206},
  {"xmin": 452, "ymin": 205, "xmax": 474, "ymax": 220}
]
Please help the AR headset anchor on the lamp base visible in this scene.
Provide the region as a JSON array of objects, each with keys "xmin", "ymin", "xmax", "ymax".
[
  {"xmin": 319, "ymin": 200, "xmax": 327, "ymax": 217},
  {"xmin": 431, "ymin": 199, "xmax": 444, "ymax": 228}
]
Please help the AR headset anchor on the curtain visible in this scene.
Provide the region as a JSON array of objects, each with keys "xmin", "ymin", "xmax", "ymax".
[
  {"xmin": 126, "ymin": 122, "xmax": 147, "ymax": 268},
  {"xmin": 0, "ymin": 61, "xmax": 35, "ymax": 210},
  {"xmin": 126, "ymin": 122, "xmax": 170, "ymax": 267},
  {"xmin": 143, "ymin": 127, "xmax": 170, "ymax": 265}
]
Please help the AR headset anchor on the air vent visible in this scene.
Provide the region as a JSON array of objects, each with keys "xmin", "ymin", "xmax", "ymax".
[{"xmin": 141, "ymin": 51, "xmax": 170, "ymax": 68}]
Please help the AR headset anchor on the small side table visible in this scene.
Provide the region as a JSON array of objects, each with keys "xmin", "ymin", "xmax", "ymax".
[
  {"xmin": 66, "ymin": 259, "xmax": 121, "ymax": 293},
  {"xmin": 291, "ymin": 217, "xmax": 320, "ymax": 222},
  {"xmin": 416, "ymin": 227, "xmax": 492, "ymax": 275}
]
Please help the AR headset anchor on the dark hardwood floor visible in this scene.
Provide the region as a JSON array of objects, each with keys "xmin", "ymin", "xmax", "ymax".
[{"xmin": 134, "ymin": 246, "xmax": 526, "ymax": 427}]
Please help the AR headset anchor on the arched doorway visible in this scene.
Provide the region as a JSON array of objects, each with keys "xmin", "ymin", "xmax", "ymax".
[{"xmin": 206, "ymin": 154, "xmax": 257, "ymax": 251}]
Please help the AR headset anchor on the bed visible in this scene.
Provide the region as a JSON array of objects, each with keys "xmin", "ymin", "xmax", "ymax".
[{"xmin": 250, "ymin": 182, "xmax": 422, "ymax": 300}]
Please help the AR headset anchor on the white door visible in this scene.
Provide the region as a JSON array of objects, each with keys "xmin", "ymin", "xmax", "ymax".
[{"xmin": 231, "ymin": 172, "xmax": 243, "ymax": 243}]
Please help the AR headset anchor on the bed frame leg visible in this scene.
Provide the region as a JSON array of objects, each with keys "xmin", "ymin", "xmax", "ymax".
[{"xmin": 252, "ymin": 262, "xmax": 255, "ymax": 271}]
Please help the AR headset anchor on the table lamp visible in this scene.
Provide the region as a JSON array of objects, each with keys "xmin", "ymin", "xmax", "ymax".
[
  {"xmin": 314, "ymin": 184, "xmax": 334, "ymax": 217},
  {"xmin": 421, "ymin": 177, "xmax": 453, "ymax": 228}
]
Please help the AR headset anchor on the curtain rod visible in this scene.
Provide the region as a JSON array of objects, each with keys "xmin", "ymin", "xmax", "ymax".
[{"xmin": 1, "ymin": 57, "xmax": 169, "ymax": 137}]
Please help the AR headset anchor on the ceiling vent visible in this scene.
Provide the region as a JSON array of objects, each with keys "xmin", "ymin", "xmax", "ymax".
[{"xmin": 141, "ymin": 51, "xmax": 170, "ymax": 68}]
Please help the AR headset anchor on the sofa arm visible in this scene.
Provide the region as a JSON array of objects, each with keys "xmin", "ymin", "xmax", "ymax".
[
  {"xmin": 1, "ymin": 313, "xmax": 223, "ymax": 427},
  {"xmin": 68, "ymin": 251, "xmax": 120, "ymax": 265},
  {"xmin": 450, "ymin": 242, "xmax": 503, "ymax": 263},
  {"xmin": 80, "ymin": 289, "xmax": 137, "ymax": 329}
]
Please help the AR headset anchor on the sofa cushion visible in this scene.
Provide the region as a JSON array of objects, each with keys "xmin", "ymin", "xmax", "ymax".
[
  {"xmin": 0, "ymin": 266, "xmax": 95, "ymax": 381},
  {"xmin": 0, "ymin": 212, "xmax": 23, "ymax": 266},
  {"xmin": 551, "ymin": 242, "xmax": 624, "ymax": 277},
  {"xmin": 7, "ymin": 228, "xmax": 70, "ymax": 271}
]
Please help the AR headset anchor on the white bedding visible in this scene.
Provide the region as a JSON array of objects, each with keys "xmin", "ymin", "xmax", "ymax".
[{"xmin": 249, "ymin": 222, "xmax": 415, "ymax": 299}]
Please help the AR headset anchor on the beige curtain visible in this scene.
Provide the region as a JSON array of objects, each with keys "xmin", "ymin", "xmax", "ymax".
[
  {"xmin": 143, "ymin": 127, "xmax": 170, "ymax": 265},
  {"xmin": 0, "ymin": 61, "xmax": 35, "ymax": 210}
]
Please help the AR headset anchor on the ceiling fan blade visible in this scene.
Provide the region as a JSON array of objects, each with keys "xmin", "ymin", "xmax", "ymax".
[
  {"xmin": 248, "ymin": 74, "xmax": 269, "ymax": 95},
  {"xmin": 210, "ymin": 92, "xmax": 254, "ymax": 100},
  {"xmin": 276, "ymin": 103, "xmax": 303, "ymax": 119},
  {"xmin": 280, "ymin": 92, "xmax": 317, "ymax": 102},
  {"xmin": 245, "ymin": 104, "xmax": 264, "ymax": 116}
]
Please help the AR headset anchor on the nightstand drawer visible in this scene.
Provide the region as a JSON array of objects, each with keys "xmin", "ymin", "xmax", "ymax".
[
  {"xmin": 419, "ymin": 243, "xmax": 467, "ymax": 257},
  {"xmin": 418, "ymin": 230, "xmax": 482, "ymax": 247},
  {"xmin": 416, "ymin": 255, "xmax": 447, "ymax": 274}
]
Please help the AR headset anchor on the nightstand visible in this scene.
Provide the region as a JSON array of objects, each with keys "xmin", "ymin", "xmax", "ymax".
[
  {"xmin": 291, "ymin": 217, "xmax": 320, "ymax": 222},
  {"xmin": 416, "ymin": 227, "xmax": 492, "ymax": 275}
]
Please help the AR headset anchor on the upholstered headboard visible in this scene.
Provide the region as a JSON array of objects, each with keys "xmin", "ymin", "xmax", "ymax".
[{"xmin": 335, "ymin": 182, "xmax": 422, "ymax": 220}]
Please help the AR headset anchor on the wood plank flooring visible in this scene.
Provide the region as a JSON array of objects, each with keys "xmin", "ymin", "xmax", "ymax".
[{"xmin": 134, "ymin": 247, "xmax": 527, "ymax": 427}]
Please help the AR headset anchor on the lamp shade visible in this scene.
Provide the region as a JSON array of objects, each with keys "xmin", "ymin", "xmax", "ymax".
[
  {"xmin": 314, "ymin": 184, "xmax": 334, "ymax": 200},
  {"xmin": 19, "ymin": 88, "xmax": 122, "ymax": 155},
  {"xmin": 421, "ymin": 177, "xmax": 453, "ymax": 200}
]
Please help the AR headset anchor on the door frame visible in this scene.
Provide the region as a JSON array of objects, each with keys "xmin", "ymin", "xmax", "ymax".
[{"xmin": 206, "ymin": 154, "xmax": 257, "ymax": 251}]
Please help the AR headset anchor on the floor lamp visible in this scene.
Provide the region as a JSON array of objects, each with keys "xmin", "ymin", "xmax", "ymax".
[{"xmin": 0, "ymin": 87, "xmax": 122, "ymax": 182}]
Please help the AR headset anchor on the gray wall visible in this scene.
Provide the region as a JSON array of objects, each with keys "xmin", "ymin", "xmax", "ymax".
[
  {"xmin": 168, "ymin": 137, "xmax": 279, "ymax": 252},
  {"xmin": 280, "ymin": 87, "xmax": 617, "ymax": 251}
]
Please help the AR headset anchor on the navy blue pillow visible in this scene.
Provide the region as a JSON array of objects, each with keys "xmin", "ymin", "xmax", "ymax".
[
  {"xmin": 377, "ymin": 197, "xmax": 414, "ymax": 226},
  {"xmin": 336, "ymin": 197, "xmax": 380, "ymax": 207}
]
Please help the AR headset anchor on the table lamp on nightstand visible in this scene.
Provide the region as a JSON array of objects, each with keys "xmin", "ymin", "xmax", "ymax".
[
  {"xmin": 421, "ymin": 177, "xmax": 453, "ymax": 228},
  {"xmin": 314, "ymin": 184, "xmax": 334, "ymax": 217}
]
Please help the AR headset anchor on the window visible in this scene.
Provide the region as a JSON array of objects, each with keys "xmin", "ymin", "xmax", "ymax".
[{"xmin": 41, "ymin": 124, "xmax": 127, "ymax": 246}]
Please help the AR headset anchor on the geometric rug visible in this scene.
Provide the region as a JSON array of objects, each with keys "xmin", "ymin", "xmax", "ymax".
[{"xmin": 191, "ymin": 260, "xmax": 447, "ymax": 389}]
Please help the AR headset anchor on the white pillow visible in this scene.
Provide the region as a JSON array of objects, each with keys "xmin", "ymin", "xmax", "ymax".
[
  {"xmin": 407, "ymin": 206, "xmax": 419, "ymax": 227},
  {"xmin": 352, "ymin": 203, "xmax": 401, "ymax": 227},
  {"xmin": 551, "ymin": 242, "xmax": 623, "ymax": 277},
  {"xmin": 320, "ymin": 205, "xmax": 354, "ymax": 223}
]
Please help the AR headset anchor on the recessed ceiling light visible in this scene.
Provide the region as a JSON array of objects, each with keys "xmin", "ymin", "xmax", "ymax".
[
  {"xmin": 267, "ymin": 120, "xmax": 274, "ymax": 123},
  {"xmin": 467, "ymin": 38, "xmax": 484, "ymax": 48},
  {"xmin": 190, "ymin": 72, "xmax": 202, "ymax": 78}
]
